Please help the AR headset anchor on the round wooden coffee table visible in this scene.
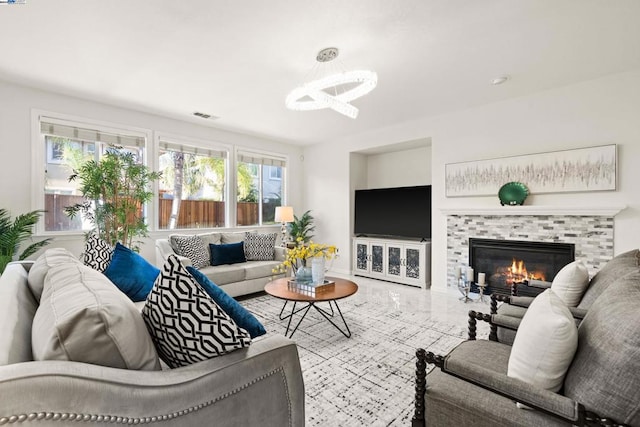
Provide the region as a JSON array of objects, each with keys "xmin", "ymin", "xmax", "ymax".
[{"xmin": 264, "ymin": 276, "xmax": 358, "ymax": 338}]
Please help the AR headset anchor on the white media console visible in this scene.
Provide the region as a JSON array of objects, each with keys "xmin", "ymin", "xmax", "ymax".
[{"xmin": 352, "ymin": 237, "xmax": 431, "ymax": 289}]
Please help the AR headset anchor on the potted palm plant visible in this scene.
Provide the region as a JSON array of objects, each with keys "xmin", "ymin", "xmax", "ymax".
[
  {"xmin": 288, "ymin": 210, "xmax": 315, "ymax": 245},
  {"xmin": 65, "ymin": 146, "xmax": 161, "ymax": 251},
  {"xmin": 0, "ymin": 209, "xmax": 52, "ymax": 274}
]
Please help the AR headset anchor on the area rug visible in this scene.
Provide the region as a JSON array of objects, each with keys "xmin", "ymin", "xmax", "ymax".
[{"xmin": 242, "ymin": 294, "xmax": 475, "ymax": 427}]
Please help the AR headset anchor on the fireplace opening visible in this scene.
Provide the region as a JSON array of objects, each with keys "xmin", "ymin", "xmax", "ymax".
[{"xmin": 469, "ymin": 238, "xmax": 575, "ymax": 297}]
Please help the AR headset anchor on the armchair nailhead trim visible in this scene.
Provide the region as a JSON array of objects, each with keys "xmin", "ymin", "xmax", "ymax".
[{"xmin": 0, "ymin": 368, "xmax": 288, "ymax": 425}]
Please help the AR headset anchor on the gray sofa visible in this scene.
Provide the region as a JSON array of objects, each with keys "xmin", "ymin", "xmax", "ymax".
[
  {"xmin": 0, "ymin": 260, "xmax": 305, "ymax": 426},
  {"xmin": 413, "ymin": 249, "xmax": 640, "ymax": 427},
  {"xmin": 156, "ymin": 231, "xmax": 285, "ymax": 298}
]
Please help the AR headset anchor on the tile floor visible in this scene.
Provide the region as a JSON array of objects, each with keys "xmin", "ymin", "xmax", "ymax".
[{"xmin": 327, "ymin": 272, "xmax": 491, "ymax": 329}]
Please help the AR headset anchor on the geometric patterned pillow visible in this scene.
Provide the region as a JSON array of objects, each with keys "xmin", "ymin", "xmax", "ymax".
[
  {"xmin": 171, "ymin": 235, "xmax": 209, "ymax": 268},
  {"xmin": 141, "ymin": 255, "xmax": 251, "ymax": 368},
  {"xmin": 83, "ymin": 234, "xmax": 114, "ymax": 272},
  {"xmin": 243, "ymin": 232, "xmax": 277, "ymax": 261}
]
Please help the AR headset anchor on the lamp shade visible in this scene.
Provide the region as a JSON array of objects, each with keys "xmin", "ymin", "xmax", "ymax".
[{"xmin": 275, "ymin": 206, "xmax": 294, "ymax": 223}]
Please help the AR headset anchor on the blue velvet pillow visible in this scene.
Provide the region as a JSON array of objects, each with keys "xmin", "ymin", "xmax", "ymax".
[
  {"xmin": 209, "ymin": 242, "xmax": 246, "ymax": 266},
  {"xmin": 104, "ymin": 243, "xmax": 160, "ymax": 302},
  {"xmin": 186, "ymin": 266, "xmax": 266, "ymax": 338}
]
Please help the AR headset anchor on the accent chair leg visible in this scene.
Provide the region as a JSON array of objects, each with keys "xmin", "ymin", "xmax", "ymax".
[{"xmin": 412, "ymin": 348, "xmax": 427, "ymax": 427}]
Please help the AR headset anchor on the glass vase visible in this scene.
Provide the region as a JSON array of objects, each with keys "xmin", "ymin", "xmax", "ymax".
[
  {"xmin": 311, "ymin": 257, "xmax": 326, "ymax": 285},
  {"xmin": 295, "ymin": 259, "xmax": 312, "ymax": 284}
]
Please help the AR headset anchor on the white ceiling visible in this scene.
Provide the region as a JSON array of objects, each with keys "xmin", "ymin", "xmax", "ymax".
[{"xmin": 1, "ymin": 0, "xmax": 639, "ymax": 145}]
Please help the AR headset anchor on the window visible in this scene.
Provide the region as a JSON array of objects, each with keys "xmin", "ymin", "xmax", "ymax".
[
  {"xmin": 39, "ymin": 118, "xmax": 145, "ymax": 232},
  {"xmin": 158, "ymin": 140, "xmax": 228, "ymax": 229},
  {"xmin": 236, "ymin": 151, "xmax": 286, "ymax": 226}
]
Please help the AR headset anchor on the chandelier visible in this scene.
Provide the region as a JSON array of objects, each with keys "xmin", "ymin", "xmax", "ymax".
[{"xmin": 285, "ymin": 47, "xmax": 377, "ymax": 119}]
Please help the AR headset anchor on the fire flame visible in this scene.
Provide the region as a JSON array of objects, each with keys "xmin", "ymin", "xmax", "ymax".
[{"xmin": 501, "ymin": 258, "xmax": 545, "ymax": 284}]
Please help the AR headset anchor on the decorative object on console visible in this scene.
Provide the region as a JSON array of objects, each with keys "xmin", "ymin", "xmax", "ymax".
[
  {"xmin": 142, "ymin": 255, "xmax": 251, "ymax": 368},
  {"xmin": 0, "ymin": 208, "xmax": 51, "ymax": 274},
  {"xmin": 498, "ymin": 181, "xmax": 529, "ymax": 206},
  {"xmin": 445, "ymin": 144, "xmax": 616, "ymax": 197},
  {"xmin": 274, "ymin": 206, "xmax": 294, "ymax": 247},
  {"xmin": 285, "ymin": 47, "xmax": 377, "ymax": 119}
]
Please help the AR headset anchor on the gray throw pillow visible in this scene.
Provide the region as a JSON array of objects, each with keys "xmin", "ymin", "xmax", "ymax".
[
  {"xmin": 32, "ymin": 262, "xmax": 161, "ymax": 370},
  {"xmin": 28, "ymin": 248, "xmax": 83, "ymax": 302},
  {"xmin": 171, "ymin": 235, "xmax": 209, "ymax": 268},
  {"xmin": 243, "ymin": 232, "xmax": 277, "ymax": 261}
]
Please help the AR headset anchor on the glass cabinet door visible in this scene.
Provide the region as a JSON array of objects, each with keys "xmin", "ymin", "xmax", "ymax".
[
  {"xmin": 356, "ymin": 242, "xmax": 369, "ymax": 271},
  {"xmin": 371, "ymin": 243, "xmax": 385, "ymax": 274},
  {"xmin": 404, "ymin": 247, "xmax": 421, "ymax": 279},
  {"xmin": 387, "ymin": 245, "xmax": 402, "ymax": 277}
]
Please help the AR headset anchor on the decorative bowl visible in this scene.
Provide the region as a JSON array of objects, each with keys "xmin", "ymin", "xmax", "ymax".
[{"xmin": 498, "ymin": 182, "xmax": 529, "ymax": 206}]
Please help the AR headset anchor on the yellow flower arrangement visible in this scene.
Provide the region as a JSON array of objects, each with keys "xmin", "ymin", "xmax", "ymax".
[{"xmin": 272, "ymin": 239, "xmax": 338, "ymax": 275}]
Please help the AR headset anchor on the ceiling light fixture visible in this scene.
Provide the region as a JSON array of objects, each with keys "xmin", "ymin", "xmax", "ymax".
[{"xmin": 285, "ymin": 47, "xmax": 377, "ymax": 119}]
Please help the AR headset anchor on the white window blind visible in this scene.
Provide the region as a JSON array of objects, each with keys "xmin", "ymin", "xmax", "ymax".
[
  {"xmin": 40, "ymin": 119, "xmax": 145, "ymax": 147},
  {"xmin": 159, "ymin": 140, "xmax": 227, "ymax": 159},
  {"xmin": 237, "ymin": 151, "xmax": 286, "ymax": 167}
]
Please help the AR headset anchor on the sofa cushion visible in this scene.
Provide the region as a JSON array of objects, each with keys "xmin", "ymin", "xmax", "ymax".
[
  {"xmin": 210, "ymin": 242, "xmax": 247, "ymax": 266},
  {"xmin": 104, "ymin": 243, "xmax": 159, "ymax": 302},
  {"xmin": 0, "ymin": 263, "xmax": 38, "ymax": 365},
  {"xmin": 578, "ymin": 249, "xmax": 639, "ymax": 310},
  {"xmin": 220, "ymin": 230, "xmax": 254, "ymax": 244},
  {"xmin": 198, "ymin": 264, "xmax": 246, "ymax": 285},
  {"xmin": 32, "ymin": 262, "xmax": 161, "ymax": 370},
  {"xmin": 28, "ymin": 248, "xmax": 83, "ymax": 302},
  {"xmin": 82, "ymin": 233, "xmax": 113, "ymax": 272},
  {"xmin": 170, "ymin": 234, "xmax": 209, "ymax": 269},
  {"xmin": 187, "ymin": 266, "xmax": 266, "ymax": 338},
  {"xmin": 564, "ymin": 271, "xmax": 640, "ymax": 425},
  {"xmin": 244, "ymin": 232, "xmax": 277, "ymax": 261},
  {"xmin": 550, "ymin": 260, "xmax": 589, "ymax": 307},
  {"xmin": 197, "ymin": 232, "xmax": 222, "ymax": 247},
  {"xmin": 142, "ymin": 255, "xmax": 251, "ymax": 368},
  {"xmin": 244, "ymin": 260, "xmax": 281, "ymax": 280},
  {"xmin": 507, "ymin": 289, "xmax": 578, "ymax": 393}
]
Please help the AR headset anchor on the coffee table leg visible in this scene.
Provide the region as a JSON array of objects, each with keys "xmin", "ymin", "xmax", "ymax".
[
  {"xmin": 285, "ymin": 302, "xmax": 313, "ymax": 338},
  {"xmin": 313, "ymin": 300, "xmax": 352, "ymax": 338}
]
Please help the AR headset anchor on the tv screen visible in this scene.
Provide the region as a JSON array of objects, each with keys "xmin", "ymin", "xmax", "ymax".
[{"xmin": 354, "ymin": 185, "xmax": 431, "ymax": 239}]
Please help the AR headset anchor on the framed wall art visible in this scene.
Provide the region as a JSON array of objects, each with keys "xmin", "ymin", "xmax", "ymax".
[{"xmin": 445, "ymin": 144, "xmax": 616, "ymax": 197}]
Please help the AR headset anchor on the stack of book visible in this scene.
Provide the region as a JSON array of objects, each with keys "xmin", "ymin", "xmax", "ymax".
[{"xmin": 287, "ymin": 279, "xmax": 335, "ymax": 296}]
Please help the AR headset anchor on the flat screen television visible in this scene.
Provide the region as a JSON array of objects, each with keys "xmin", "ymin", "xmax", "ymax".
[{"xmin": 354, "ymin": 185, "xmax": 431, "ymax": 240}]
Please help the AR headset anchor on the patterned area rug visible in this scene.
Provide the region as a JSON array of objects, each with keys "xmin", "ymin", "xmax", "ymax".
[{"xmin": 242, "ymin": 294, "xmax": 474, "ymax": 427}]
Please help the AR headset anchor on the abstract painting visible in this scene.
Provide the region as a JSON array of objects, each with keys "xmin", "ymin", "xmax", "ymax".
[{"xmin": 445, "ymin": 144, "xmax": 616, "ymax": 197}]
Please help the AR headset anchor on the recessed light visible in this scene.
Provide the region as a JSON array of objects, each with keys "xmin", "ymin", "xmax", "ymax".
[{"xmin": 491, "ymin": 75, "xmax": 510, "ymax": 85}]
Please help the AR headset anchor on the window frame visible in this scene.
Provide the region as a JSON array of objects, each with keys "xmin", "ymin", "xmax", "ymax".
[
  {"xmin": 154, "ymin": 132, "xmax": 232, "ymax": 231},
  {"xmin": 32, "ymin": 110, "xmax": 153, "ymax": 236}
]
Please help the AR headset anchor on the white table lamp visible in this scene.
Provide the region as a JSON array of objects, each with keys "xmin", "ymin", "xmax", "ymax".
[{"xmin": 275, "ymin": 206, "xmax": 294, "ymax": 247}]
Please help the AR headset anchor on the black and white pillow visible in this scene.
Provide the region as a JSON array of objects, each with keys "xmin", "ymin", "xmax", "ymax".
[
  {"xmin": 243, "ymin": 232, "xmax": 277, "ymax": 261},
  {"xmin": 141, "ymin": 255, "xmax": 251, "ymax": 368},
  {"xmin": 83, "ymin": 234, "xmax": 114, "ymax": 272},
  {"xmin": 171, "ymin": 235, "xmax": 209, "ymax": 268}
]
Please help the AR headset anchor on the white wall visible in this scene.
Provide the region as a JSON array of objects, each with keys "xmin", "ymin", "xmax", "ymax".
[
  {"xmin": 304, "ymin": 71, "xmax": 640, "ymax": 286},
  {"xmin": 365, "ymin": 146, "xmax": 432, "ymax": 189},
  {"xmin": 0, "ymin": 80, "xmax": 304, "ymax": 263}
]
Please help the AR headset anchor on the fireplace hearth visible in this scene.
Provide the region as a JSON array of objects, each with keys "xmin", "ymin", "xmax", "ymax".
[{"xmin": 469, "ymin": 238, "xmax": 575, "ymax": 296}]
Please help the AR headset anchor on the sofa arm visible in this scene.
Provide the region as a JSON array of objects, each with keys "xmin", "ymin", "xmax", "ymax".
[
  {"xmin": 274, "ymin": 246, "xmax": 286, "ymax": 262},
  {"xmin": 442, "ymin": 346, "xmax": 580, "ymax": 422},
  {"xmin": 156, "ymin": 239, "xmax": 192, "ymax": 267},
  {"xmin": 0, "ymin": 335, "xmax": 304, "ymax": 427}
]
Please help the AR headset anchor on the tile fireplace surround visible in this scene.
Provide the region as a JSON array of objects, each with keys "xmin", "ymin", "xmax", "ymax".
[{"xmin": 443, "ymin": 206, "xmax": 626, "ymax": 287}]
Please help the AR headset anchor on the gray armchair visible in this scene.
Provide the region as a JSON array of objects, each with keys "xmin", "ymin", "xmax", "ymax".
[
  {"xmin": 491, "ymin": 249, "xmax": 640, "ymax": 344},
  {"xmin": 412, "ymin": 269, "xmax": 640, "ymax": 427}
]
